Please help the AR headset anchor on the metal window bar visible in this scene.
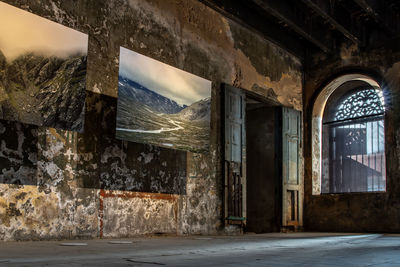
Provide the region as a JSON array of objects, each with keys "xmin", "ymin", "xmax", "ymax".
[{"xmin": 323, "ymin": 114, "xmax": 386, "ymax": 193}]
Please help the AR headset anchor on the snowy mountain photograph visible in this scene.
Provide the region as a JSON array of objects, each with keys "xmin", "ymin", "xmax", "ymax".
[
  {"xmin": 0, "ymin": 2, "xmax": 88, "ymax": 132},
  {"xmin": 116, "ymin": 47, "xmax": 211, "ymax": 152}
]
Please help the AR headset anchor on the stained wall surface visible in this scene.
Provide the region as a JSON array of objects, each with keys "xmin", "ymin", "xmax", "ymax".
[
  {"xmin": 0, "ymin": 0, "xmax": 302, "ymax": 240},
  {"xmin": 303, "ymin": 41, "xmax": 400, "ymax": 232}
]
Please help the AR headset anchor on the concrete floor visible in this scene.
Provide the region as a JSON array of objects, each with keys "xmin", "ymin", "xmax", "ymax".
[{"xmin": 0, "ymin": 233, "xmax": 400, "ymax": 266}]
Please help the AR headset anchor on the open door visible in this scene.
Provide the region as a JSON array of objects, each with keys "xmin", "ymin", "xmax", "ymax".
[
  {"xmin": 223, "ymin": 84, "xmax": 246, "ymax": 226},
  {"xmin": 282, "ymin": 107, "xmax": 303, "ymax": 229},
  {"xmin": 223, "ymin": 85, "xmax": 303, "ymax": 231}
]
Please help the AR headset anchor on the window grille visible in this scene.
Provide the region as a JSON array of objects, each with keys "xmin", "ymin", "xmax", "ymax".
[{"xmin": 322, "ymin": 89, "xmax": 386, "ymax": 193}]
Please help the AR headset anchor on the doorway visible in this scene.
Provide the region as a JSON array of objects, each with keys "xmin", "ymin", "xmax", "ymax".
[
  {"xmin": 245, "ymin": 96, "xmax": 282, "ymax": 233},
  {"xmin": 223, "ymin": 84, "xmax": 302, "ymax": 232}
]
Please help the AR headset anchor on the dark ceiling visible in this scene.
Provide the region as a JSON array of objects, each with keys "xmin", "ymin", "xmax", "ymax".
[{"xmin": 199, "ymin": 0, "xmax": 400, "ymax": 60}]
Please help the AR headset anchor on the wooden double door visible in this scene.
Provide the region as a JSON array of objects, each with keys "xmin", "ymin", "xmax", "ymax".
[{"xmin": 223, "ymin": 84, "xmax": 303, "ymax": 231}]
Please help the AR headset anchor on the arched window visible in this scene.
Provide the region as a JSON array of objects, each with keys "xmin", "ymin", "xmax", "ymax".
[{"xmin": 321, "ymin": 83, "xmax": 386, "ymax": 193}]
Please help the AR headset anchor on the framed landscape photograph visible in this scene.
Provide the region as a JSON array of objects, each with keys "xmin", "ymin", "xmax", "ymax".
[
  {"xmin": 0, "ymin": 2, "xmax": 88, "ymax": 132},
  {"xmin": 116, "ymin": 47, "xmax": 211, "ymax": 152}
]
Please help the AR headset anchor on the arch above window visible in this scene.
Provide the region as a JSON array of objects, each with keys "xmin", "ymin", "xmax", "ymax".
[{"xmin": 311, "ymin": 74, "xmax": 387, "ymax": 195}]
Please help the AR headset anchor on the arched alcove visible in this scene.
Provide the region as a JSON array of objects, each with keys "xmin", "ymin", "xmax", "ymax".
[{"xmin": 311, "ymin": 74, "xmax": 385, "ymax": 195}]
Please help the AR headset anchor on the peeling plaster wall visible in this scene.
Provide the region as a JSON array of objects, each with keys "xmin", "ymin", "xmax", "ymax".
[
  {"xmin": 304, "ymin": 41, "xmax": 400, "ymax": 232},
  {"xmin": 0, "ymin": 0, "xmax": 302, "ymax": 240}
]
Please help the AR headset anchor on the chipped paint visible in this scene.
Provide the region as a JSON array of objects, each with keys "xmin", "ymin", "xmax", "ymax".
[
  {"xmin": 99, "ymin": 189, "xmax": 179, "ymax": 238},
  {"xmin": 0, "ymin": 0, "xmax": 302, "ymax": 241}
]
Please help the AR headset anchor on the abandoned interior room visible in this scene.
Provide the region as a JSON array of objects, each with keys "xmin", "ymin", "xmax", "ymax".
[{"xmin": 1, "ymin": 0, "xmax": 400, "ymax": 266}]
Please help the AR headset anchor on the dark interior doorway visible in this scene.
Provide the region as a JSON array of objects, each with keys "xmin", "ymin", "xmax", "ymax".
[{"xmin": 245, "ymin": 96, "xmax": 282, "ymax": 233}]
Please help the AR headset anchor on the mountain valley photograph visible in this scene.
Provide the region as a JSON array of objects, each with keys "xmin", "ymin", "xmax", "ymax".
[
  {"xmin": 0, "ymin": 2, "xmax": 88, "ymax": 132},
  {"xmin": 116, "ymin": 47, "xmax": 211, "ymax": 152}
]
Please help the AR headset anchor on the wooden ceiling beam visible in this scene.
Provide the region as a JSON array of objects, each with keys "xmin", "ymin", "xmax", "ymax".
[
  {"xmin": 353, "ymin": 0, "xmax": 395, "ymax": 36},
  {"xmin": 250, "ymin": 0, "xmax": 332, "ymax": 53},
  {"xmin": 199, "ymin": 0, "xmax": 308, "ymax": 59},
  {"xmin": 301, "ymin": 0, "xmax": 362, "ymax": 45}
]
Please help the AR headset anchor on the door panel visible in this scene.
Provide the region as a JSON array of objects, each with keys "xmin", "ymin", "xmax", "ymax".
[
  {"xmin": 282, "ymin": 107, "xmax": 303, "ymax": 228},
  {"xmin": 225, "ymin": 86, "xmax": 245, "ymax": 163},
  {"xmin": 223, "ymin": 84, "xmax": 246, "ymax": 225}
]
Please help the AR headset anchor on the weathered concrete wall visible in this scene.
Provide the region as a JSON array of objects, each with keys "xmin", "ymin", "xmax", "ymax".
[
  {"xmin": 0, "ymin": 0, "xmax": 302, "ymax": 240},
  {"xmin": 303, "ymin": 40, "xmax": 400, "ymax": 232}
]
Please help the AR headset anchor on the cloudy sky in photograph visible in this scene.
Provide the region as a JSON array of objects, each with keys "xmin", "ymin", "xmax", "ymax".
[
  {"xmin": 119, "ymin": 47, "xmax": 211, "ymax": 106},
  {"xmin": 0, "ymin": 2, "xmax": 88, "ymax": 61}
]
